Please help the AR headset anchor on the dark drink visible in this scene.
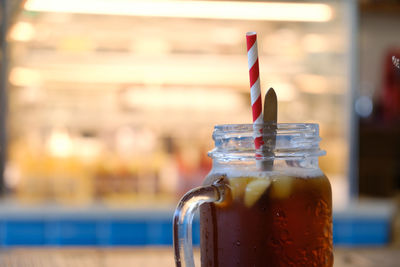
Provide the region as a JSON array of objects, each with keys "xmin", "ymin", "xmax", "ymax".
[{"xmin": 200, "ymin": 173, "xmax": 333, "ymax": 267}]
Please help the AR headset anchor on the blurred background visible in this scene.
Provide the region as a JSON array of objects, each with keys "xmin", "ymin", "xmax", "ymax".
[{"xmin": 0, "ymin": 0, "xmax": 399, "ymax": 262}]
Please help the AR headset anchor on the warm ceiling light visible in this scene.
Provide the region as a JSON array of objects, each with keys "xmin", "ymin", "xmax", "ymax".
[
  {"xmin": 8, "ymin": 21, "xmax": 35, "ymax": 42},
  {"xmin": 24, "ymin": 0, "xmax": 333, "ymax": 22},
  {"xmin": 9, "ymin": 67, "xmax": 41, "ymax": 86}
]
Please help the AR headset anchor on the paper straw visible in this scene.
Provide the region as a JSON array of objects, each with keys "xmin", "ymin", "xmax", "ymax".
[{"xmin": 246, "ymin": 32, "xmax": 264, "ymax": 152}]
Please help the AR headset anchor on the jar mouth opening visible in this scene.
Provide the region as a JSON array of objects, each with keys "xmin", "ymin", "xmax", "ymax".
[
  {"xmin": 209, "ymin": 123, "xmax": 325, "ymax": 161},
  {"xmin": 214, "ymin": 123, "xmax": 319, "ymax": 132}
]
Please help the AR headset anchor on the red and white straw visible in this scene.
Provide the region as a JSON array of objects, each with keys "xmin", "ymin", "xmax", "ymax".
[{"xmin": 246, "ymin": 32, "xmax": 264, "ymax": 152}]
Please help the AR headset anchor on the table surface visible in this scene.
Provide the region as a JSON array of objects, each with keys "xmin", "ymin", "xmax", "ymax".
[{"xmin": 0, "ymin": 247, "xmax": 399, "ymax": 267}]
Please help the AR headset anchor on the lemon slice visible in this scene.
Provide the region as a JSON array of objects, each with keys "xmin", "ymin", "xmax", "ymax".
[{"xmin": 244, "ymin": 178, "xmax": 271, "ymax": 207}]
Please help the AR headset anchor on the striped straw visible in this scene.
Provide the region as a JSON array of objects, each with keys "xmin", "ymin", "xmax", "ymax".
[{"xmin": 246, "ymin": 32, "xmax": 264, "ymax": 152}]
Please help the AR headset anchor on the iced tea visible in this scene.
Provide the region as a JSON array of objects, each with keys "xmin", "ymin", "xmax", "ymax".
[{"xmin": 200, "ymin": 172, "xmax": 333, "ymax": 267}]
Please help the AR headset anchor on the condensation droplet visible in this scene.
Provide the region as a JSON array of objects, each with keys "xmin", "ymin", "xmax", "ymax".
[
  {"xmin": 276, "ymin": 210, "xmax": 286, "ymax": 218},
  {"xmin": 315, "ymin": 199, "xmax": 328, "ymax": 217},
  {"xmin": 323, "ymin": 225, "xmax": 330, "ymax": 238}
]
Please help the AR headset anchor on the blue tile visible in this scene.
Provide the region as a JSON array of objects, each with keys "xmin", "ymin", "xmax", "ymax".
[
  {"xmin": 109, "ymin": 221, "xmax": 148, "ymax": 245},
  {"xmin": 56, "ymin": 221, "xmax": 98, "ymax": 245},
  {"xmin": 192, "ymin": 220, "xmax": 200, "ymax": 246},
  {"xmin": 45, "ymin": 221, "xmax": 60, "ymax": 245},
  {"xmin": 333, "ymin": 218, "xmax": 389, "ymax": 246},
  {"xmin": 147, "ymin": 221, "xmax": 172, "ymax": 245},
  {"xmin": 5, "ymin": 220, "xmax": 45, "ymax": 245},
  {"xmin": 0, "ymin": 214, "xmax": 390, "ymax": 247},
  {"xmin": 96, "ymin": 222, "xmax": 111, "ymax": 245},
  {"xmin": 0, "ymin": 221, "xmax": 5, "ymax": 246}
]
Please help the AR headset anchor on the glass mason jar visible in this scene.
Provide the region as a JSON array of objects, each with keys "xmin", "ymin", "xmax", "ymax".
[{"xmin": 173, "ymin": 123, "xmax": 333, "ymax": 267}]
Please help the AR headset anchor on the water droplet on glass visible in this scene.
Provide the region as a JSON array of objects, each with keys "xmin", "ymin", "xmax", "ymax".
[
  {"xmin": 276, "ymin": 210, "xmax": 286, "ymax": 218},
  {"xmin": 323, "ymin": 225, "xmax": 331, "ymax": 238},
  {"xmin": 315, "ymin": 199, "xmax": 328, "ymax": 217},
  {"xmin": 236, "ymin": 241, "xmax": 241, "ymax": 246}
]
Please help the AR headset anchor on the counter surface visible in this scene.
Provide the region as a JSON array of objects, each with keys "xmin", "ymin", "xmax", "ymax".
[{"xmin": 0, "ymin": 247, "xmax": 399, "ymax": 267}]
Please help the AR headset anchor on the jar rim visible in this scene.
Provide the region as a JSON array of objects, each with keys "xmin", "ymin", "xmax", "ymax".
[
  {"xmin": 214, "ymin": 123, "xmax": 319, "ymax": 132},
  {"xmin": 210, "ymin": 122, "xmax": 325, "ymax": 161}
]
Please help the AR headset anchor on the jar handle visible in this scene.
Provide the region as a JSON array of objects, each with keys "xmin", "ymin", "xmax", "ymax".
[{"xmin": 173, "ymin": 184, "xmax": 226, "ymax": 267}]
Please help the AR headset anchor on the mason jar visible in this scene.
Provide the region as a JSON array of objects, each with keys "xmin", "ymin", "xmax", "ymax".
[{"xmin": 174, "ymin": 123, "xmax": 333, "ymax": 267}]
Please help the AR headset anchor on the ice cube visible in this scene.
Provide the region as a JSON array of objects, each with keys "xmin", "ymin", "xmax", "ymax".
[
  {"xmin": 244, "ymin": 178, "xmax": 271, "ymax": 207},
  {"xmin": 270, "ymin": 176, "xmax": 293, "ymax": 199},
  {"xmin": 228, "ymin": 177, "xmax": 252, "ymax": 200}
]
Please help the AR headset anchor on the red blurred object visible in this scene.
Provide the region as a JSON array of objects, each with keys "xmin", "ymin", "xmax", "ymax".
[
  {"xmin": 382, "ymin": 49, "xmax": 400, "ymax": 121},
  {"xmin": 176, "ymin": 147, "xmax": 212, "ymax": 197}
]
